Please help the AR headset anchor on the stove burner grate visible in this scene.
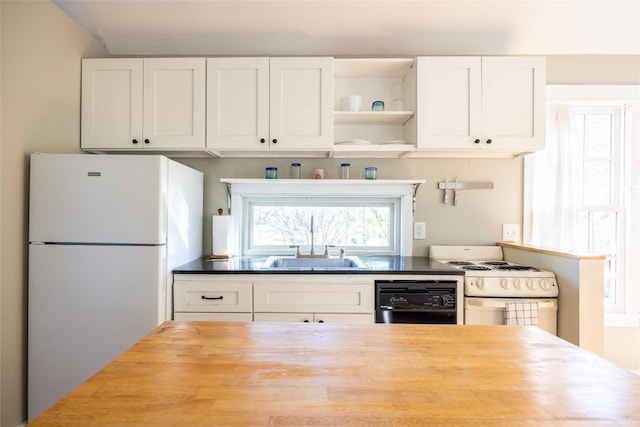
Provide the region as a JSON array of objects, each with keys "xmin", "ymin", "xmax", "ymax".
[
  {"xmin": 494, "ymin": 265, "xmax": 540, "ymax": 272},
  {"xmin": 447, "ymin": 261, "xmax": 474, "ymax": 266},
  {"xmin": 480, "ymin": 261, "xmax": 509, "ymax": 266},
  {"xmin": 460, "ymin": 265, "xmax": 492, "ymax": 271}
]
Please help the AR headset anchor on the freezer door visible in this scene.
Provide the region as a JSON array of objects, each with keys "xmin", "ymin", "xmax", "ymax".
[
  {"xmin": 29, "ymin": 153, "xmax": 167, "ymax": 244},
  {"xmin": 28, "ymin": 244, "xmax": 165, "ymax": 421}
]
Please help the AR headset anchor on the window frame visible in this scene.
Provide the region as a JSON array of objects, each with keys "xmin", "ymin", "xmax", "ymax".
[
  {"xmin": 222, "ymin": 179, "xmax": 424, "ymax": 257},
  {"xmin": 538, "ymin": 85, "xmax": 640, "ymax": 323},
  {"xmin": 573, "ymin": 106, "xmax": 626, "ymax": 309},
  {"xmin": 242, "ymin": 196, "xmax": 401, "ymax": 256}
]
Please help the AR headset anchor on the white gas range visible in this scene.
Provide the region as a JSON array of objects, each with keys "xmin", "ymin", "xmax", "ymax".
[{"xmin": 429, "ymin": 245, "xmax": 559, "ymax": 334}]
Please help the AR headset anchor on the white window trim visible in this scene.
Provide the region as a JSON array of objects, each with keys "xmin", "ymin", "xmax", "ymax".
[
  {"xmin": 542, "ymin": 85, "xmax": 640, "ymax": 327},
  {"xmin": 221, "ymin": 179, "xmax": 425, "ymax": 257}
]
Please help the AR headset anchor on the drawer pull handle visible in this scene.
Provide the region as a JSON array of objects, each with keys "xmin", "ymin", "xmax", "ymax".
[{"xmin": 201, "ymin": 295, "xmax": 224, "ymax": 300}]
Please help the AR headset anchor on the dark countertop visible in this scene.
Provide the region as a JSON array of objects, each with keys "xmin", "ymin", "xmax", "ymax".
[{"xmin": 173, "ymin": 255, "xmax": 463, "ymax": 275}]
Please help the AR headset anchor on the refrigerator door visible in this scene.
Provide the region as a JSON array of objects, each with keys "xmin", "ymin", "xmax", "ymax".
[
  {"xmin": 29, "ymin": 153, "xmax": 167, "ymax": 244},
  {"xmin": 28, "ymin": 244, "xmax": 165, "ymax": 422}
]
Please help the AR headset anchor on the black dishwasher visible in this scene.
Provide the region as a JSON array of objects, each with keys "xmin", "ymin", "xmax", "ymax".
[{"xmin": 375, "ymin": 280, "xmax": 457, "ymax": 324}]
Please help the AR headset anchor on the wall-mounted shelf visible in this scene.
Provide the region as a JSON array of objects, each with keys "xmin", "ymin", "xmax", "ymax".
[{"xmin": 334, "ymin": 111, "xmax": 414, "ymax": 125}]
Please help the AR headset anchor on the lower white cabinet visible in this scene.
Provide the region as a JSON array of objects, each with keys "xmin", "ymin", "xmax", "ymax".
[
  {"xmin": 254, "ymin": 312, "xmax": 373, "ymax": 324},
  {"xmin": 174, "ymin": 312, "xmax": 254, "ymax": 322},
  {"xmin": 173, "ymin": 274, "xmax": 375, "ymax": 324}
]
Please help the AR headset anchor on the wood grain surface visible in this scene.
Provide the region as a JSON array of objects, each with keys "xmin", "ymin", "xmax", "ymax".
[{"xmin": 31, "ymin": 321, "xmax": 640, "ymax": 426}]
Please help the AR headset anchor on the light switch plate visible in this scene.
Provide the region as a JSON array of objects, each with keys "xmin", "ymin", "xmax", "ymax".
[
  {"xmin": 502, "ymin": 224, "xmax": 520, "ymax": 242},
  {"xmin": 414, "ymin": 222, "xmax": 426, "ymax": 240}
]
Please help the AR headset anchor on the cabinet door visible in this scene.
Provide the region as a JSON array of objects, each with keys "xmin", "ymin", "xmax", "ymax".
[
  {"xmin": 417, "ymin": 57, "xmax": 482, "ymax": 149},
  {"xmin": 81, "ymin": 58, "xmax": 143, "ymax": 149},
  {"xmin": 143, "ymin": 58, "xmax": 206, "ymax": 149},
  {"xmin": 206, "ymin": 58, "xmax": 270, "ymax": 150},
  {"xmin": 269, "ymin": 57, "xmax": 334, "ymax": 149},
  {"xmin": 254, "ymin": 313, "xmax": 374, "ymax": 324},
  {"xmin": 481, "ymin": 57, "xmax": 545, "ymax": 150},
  {"xmin": 174, "ymin": 312, "xmax": 253, "ymax": 322},
  {"xmin": 313, "ymin": 313, "xmax": 374, "ymax": 324}
]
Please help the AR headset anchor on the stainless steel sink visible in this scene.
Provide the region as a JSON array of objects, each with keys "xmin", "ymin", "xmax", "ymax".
[{"xmin": 260, "ymin": 256, "xmax": 368, "ymax": 270}]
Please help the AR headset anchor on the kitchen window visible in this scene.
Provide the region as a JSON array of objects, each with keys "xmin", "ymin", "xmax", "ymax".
[
  {"xmin": 244, "ymin": 197, "xmax": 399, "ymax": 255},
  {"xmin": 525, "ymin": 85, "xmax": 640, "ymax": 317},
  {"xmin": 222, "ymin": 179, "xmax": 422, "ymax": 257}
]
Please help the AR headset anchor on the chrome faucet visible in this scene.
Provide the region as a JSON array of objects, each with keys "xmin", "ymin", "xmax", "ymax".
[
  {"xmin": 290, "ymin": 215, "xmax": 333, "ymax": 258},
  {"xmin": 310, "ymin": 215, "xmax": 316, "ymax": 255}
]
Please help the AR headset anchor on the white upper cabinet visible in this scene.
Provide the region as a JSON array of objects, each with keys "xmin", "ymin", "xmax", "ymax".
[
  {"xmin": 207, "ymin": 57, "xmax": 333, "ymax": 155},
  {"xmin": 81, "ymin": 58, "xmax": 206, "ymax": 151},
  {"xmin": 416, "ymin": 56, "xmax": 545, "ymax": 156}
]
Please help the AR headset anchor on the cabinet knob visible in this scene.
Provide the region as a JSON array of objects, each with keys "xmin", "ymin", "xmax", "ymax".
[
  {"xmin": 144, "ymin": 139, "xmax": 150, "ymax": 144},
  {"xmin": 486, "ymin": 139, "xmax": 492, "ymax": 144},
  {"xmin": 272, "ymin": 139, "xmax": 278, "ymax": 144},
  {"xmin": 132, "ymin": 139, "xmax": 138, "ymax": 144},
  {"xmin": 260, "ymin": 138, "xmax": 265, "ymax": 144},
  {"xmin": 474, "ymin": 139, "xmax": 480, "ymax": 144}
]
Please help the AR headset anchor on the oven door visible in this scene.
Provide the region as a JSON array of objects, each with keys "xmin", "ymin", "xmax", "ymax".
[
  {"xmin": 376, "ymin": 307, "xmax": 457, "ymax": 324},
  {"xmin": 375, "ymin": 280, "xmax": 457, "ymax": 324}
]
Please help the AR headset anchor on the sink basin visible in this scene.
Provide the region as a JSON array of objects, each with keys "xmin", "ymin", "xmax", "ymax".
[{"xmin": 261, "ymin": 256, "xmax": 368, "ymax": 270}]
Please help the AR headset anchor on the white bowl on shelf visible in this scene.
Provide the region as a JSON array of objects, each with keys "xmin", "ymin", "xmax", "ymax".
[{"xmin": 340, "ymin": 95, "xmax": 362, "ymax": 112}]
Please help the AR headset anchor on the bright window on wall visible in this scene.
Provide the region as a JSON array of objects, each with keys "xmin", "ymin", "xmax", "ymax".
[
  {"xmin": 244, "ymin": 197, "xmax": 399, "ymax": 255},
  {"xmin": 526, "ymin": 85, "xmax": 640, "ymax": 316},
  {"xmin": 573, "ymin": 107, "xmax": 625, "ymax": 305}
]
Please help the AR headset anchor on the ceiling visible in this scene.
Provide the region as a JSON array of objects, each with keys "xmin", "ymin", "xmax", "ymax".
[{"xmin": 52, "ymin": 0, "xmax": 640, "ymax": 56}]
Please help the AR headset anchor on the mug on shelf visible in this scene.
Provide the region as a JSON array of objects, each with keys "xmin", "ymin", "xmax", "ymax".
[{"xmin": 313, "ymin": 169, "xmax": 328, "ymax": 179}]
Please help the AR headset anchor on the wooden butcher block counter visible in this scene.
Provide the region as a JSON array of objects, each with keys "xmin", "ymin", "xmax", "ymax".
[{"xmin": 31, "ymin": 321, "xmax": 640, "ymax": 426}]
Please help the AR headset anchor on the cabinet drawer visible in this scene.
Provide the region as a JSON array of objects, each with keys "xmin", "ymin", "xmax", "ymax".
[
  {"xmin": 253, "ymin": 283, "xmax": 373, "ymax": 314},
  {"xmin": 174, "ymin": 283, "xmax": 252, "ymax": 313},
  {"xmin": 174, "ymin": 312, "xmax": 253, "ymax": 322}
]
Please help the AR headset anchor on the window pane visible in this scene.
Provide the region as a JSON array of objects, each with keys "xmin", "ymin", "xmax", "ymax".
[
  {"xmin": 586, "ymin": 114, "xmax": 613, "ymax": 158},
  {"xmin": 604, "ymin": 257, "xmax": 617, "ymax": 304},
  {"xmin": 591, "ymin": 211, "xmax": 617, "ymax": 254},
  {"xmin": 584, "ymin": 160, "xmax": 612, "ymax": 205},
  {"xmin": 250, "ymin": 203, "xmax": 394, "ymax": 251},
  {"xmin": 576, "ymin": 211, "xmax": 590, "ymax": 252}
]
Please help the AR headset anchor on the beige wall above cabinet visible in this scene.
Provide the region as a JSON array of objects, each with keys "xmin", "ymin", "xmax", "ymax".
[
  {"xmin": 81, "ymin": 58, "xmax": 206, "ymax": 153},
  {"xmin": 415, "ymin": 56, "xmax": 546, "ymax": 157},
  {"xmin": 206, "ymin": 57, "xmax": 334, "ymax": 157}
]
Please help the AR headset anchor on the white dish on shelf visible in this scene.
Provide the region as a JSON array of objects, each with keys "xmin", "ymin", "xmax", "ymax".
[
  {"xmin": 382, "ymin": 140, "xmax": 410, "ymax": 145},
  {"xmin": 335, "ymin": 139, "xmax": 372, "ymax": 145}
]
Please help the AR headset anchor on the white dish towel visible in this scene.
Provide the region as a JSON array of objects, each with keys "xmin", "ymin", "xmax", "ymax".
[{"xmin": 504, "ymin": 301, "xmax": 539, "ymax": 326}]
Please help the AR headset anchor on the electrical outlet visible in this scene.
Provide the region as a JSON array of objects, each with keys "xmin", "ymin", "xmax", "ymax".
[
  {"xmin": 414, "ymin": 222, "xmax": 426, "ymax": 240},
  {"xmin": 502, "ymin": 224, "xmax": 520, "ymax": 242}
]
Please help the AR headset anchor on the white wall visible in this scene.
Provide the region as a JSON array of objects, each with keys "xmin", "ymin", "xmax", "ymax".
[
  {"xmin": 1, "ymin": 2, "xmax": 639, "ymax": 425},
  {"xmin": 1, "ymin": 2, "xmax": 109, "ymax": 425},
  {"xmin": 180, "ymin": 157, "xmax": 523, "ymax": 256}
]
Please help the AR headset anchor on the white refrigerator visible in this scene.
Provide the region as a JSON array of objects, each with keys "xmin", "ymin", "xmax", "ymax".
[{"xmin": 27, "ymin": 153, "xmax": 203, "ymax": 421}]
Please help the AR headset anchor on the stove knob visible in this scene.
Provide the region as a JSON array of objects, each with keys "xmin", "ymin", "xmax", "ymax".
[
  {"xmin": 500, "ymin": 279, "xmax": 510, "ymax": 289},
  {"xmin": 513, "ymin": 279, "xmax": 522, "ymax": 289},
  {"xmin": 540, "ymin": 279, "xmax": 550, "ymax": 290},
  {"xmin": 476, "ymin": 278, "xmax": 487, "ymax": 290},
  {"xmin": 526, "ymin": 279, "xmax": 536, "ymax": 289}
]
